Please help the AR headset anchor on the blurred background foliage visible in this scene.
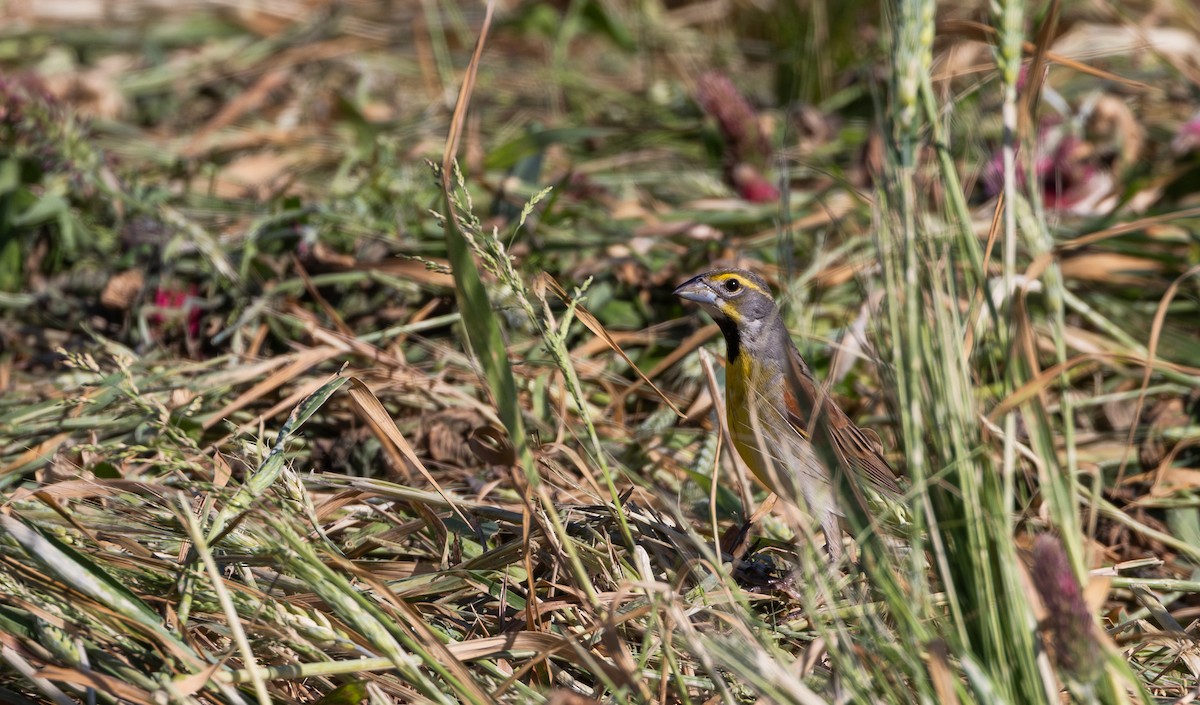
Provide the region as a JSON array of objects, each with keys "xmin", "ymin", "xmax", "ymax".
[{"xmin": 1, "ymin": 0, "xmax": 1200, "ymax": 702}]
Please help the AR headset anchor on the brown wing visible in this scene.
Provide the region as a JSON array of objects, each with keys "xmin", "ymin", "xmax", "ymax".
[{"xmin": 782, "ymin": 343, "xmax": 902, "ymax": 497}]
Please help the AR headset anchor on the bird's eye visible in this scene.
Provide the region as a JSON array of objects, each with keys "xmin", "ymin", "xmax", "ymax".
[{"xmin": 724, "ymin": 278, "xmax": 741, "ymax": 293}]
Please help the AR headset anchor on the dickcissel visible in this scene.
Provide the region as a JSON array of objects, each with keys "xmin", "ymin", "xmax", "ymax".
[{"xmin": 674, "ymin": 268, "xmax": 900, "ymax": 560}]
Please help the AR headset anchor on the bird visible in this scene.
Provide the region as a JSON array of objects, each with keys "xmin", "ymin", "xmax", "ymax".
[{"xmin": 673, "ymin": 268, "xmax": 901, "ymax": 560}]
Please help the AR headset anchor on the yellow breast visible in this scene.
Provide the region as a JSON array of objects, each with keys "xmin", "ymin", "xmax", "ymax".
[
  {"xmin": 724, "ymin": 353, "xmax": 776, "ymax": 488},
  {"xmin": 724, "ymin": 353, "xmax": 832, "ymax": 509}
]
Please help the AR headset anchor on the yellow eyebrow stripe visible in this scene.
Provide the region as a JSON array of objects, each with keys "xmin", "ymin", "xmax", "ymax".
[{"xmin": 709, "ymin": 272, "xmax": 771, "ymax": 297}]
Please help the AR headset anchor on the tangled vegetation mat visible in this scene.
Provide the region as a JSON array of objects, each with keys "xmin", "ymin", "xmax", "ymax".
[{"xmin": 2, "ymin": 1, "xmax": 1200, "ymax": 703}]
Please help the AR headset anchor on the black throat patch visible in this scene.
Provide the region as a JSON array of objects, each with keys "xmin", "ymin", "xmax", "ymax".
[{"xmin": 715, "ymin": 316, "xmax": 741, "ymax": 363}]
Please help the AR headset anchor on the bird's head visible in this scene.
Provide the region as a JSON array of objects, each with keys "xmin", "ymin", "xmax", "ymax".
[
  {"xmin": 673, "ymin": 268, "xmax": 778, "ymax": 325},
  {"xmin": 674, "ymin": 268, "xmax": 781, "ymax": 361}
]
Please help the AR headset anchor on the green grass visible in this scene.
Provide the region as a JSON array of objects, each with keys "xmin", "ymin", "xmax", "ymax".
[{"xmin": 1, "ymin": 0, "xmax": 1200, "ymax": 702}]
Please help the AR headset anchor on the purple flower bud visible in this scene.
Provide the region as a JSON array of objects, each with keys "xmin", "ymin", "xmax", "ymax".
[
  {"xmin": 1030, "ymin": 534, "xmax": 1103, "ymax": 685},
  {"xmin": 1172, "ymin": 112, "xmax": 1200, "ymax": 155},
  {"xmin": 694, "ymin": 72, "xmax": 771, "ymax": 165}
]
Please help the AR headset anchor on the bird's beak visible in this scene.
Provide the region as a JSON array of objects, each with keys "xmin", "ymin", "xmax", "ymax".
[{"xmin": 673, "ymin": 276, "xmax": 718, "ymax": 307}]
